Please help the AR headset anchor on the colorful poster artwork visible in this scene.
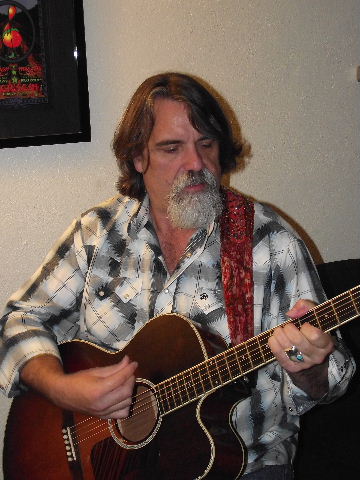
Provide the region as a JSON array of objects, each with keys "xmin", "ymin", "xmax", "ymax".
[{"xmin": 0, "ymin": 0, "xmax": 47, "ymax": 104}]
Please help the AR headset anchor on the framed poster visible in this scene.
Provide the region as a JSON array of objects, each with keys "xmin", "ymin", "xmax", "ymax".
[{"xmin": 0, "ymin": 0, "xmax": 90, "ymax": 148}]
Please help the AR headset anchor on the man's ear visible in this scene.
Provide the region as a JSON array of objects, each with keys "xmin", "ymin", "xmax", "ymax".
[{"xmin": 133, "ymin": 155, "xmax": 144, "ymax": 173}]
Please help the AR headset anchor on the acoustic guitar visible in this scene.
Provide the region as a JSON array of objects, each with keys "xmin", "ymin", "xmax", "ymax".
[{"xmin": 3, "ymin": 285, "xmax": 360, "ymax": 479}]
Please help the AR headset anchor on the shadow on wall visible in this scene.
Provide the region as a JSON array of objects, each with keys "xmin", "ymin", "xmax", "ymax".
[
  {"xmin": 268, "ymin": 204, "xmax": 324, "ymax": 264},
  {"xmin": 219, "ymin": 184, "xmax": 324, "ymax": 265}
]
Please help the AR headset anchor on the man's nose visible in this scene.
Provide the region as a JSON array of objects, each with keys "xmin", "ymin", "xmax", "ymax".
[{"xmin": 184, "ymin": 145, "xmax": 204, "ymax": 171}]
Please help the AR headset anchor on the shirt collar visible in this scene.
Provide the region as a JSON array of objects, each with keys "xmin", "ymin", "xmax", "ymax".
[{"xmin": 127, "ymin": 194, "xmax": 151, "ymax": 240}]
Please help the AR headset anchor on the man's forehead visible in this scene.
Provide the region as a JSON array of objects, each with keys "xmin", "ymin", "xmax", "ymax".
[
  {"xmin": 150, "ymin": 98, "xmax": 203, "ymax": 138},
  {"xmin": 152, "ymin": 97, "xmax": 189, "ymax": 118}
]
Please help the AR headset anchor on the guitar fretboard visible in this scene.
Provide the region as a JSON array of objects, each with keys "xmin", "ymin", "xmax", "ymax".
[{"xmin": 155, "ymin": 285, "xmax": 360, "ymax": 415}]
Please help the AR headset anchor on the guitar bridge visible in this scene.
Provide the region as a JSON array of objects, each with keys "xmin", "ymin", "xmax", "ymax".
[{"xmin": 62, "ymin": 426, "xmax": 77, "ymax": 462}]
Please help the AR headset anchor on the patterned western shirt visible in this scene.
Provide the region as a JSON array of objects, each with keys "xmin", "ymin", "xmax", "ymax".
[{"xmin": 0, "ymin": 194, "xmax": 354, "ymax": 474}]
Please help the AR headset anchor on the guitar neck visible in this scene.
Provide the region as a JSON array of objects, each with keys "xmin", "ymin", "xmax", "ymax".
[{"xmin": 156, "ymin": 285, "xmax": 360, "ymax": 414}]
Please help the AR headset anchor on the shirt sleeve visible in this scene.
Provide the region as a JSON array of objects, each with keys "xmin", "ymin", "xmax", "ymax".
[
  {"xmin": 264, "ymin": 226, "xmax": 355, "ymax": 415},
  {"xmin": 0, "ymin": 219, "xmax": 89, "ymax": 397}
]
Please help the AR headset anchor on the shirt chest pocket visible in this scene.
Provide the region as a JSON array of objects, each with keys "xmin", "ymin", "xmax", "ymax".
[
  {"xmin": 195, "ymin": 288, "xmax": 224, "ymax": 315},
  {"xmin": 114, "ymin": 277, "xmax": 142, "ymax": 303},
  {"xmin": 88, "ymin": 276, "xmax": 142, "ymax": 307},
  {"xmin": 82, "ymin": 277, "xmax": 143, "ymax": 343}
]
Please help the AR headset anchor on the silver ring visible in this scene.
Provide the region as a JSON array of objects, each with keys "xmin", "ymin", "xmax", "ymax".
[{"xmin": 285, "ymin": 345, "xmax": 304, "ymax": 362}]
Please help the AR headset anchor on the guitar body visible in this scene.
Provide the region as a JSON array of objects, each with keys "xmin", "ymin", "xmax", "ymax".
[{"xmin": 4, "ymin": 314, "xmax": 248, "ymax": 479}]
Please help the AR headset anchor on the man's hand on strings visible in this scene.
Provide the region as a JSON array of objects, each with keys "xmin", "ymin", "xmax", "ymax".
[
  {"xmin": 268, "ymin": 299, "xmax": 335, "ymax": 398},
  {"xmin": 21, "ymin": 354, "xmax": 138, "ymax": 419}
]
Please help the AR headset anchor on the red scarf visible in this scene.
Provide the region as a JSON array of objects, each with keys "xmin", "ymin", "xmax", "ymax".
[{"xmin": 220, "ymin": 188, "xmax": 254, "ymax": 345}]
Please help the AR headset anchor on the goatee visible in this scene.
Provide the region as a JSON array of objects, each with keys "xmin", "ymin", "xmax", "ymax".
[{"xmin": 167, "ymin": 170, "xmax": 223, "ymax": 229}]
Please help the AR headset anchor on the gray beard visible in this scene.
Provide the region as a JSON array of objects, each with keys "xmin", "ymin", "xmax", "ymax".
[{"xmin": 167, "ymin": 170, "xmax": 223, "ymax": 229}]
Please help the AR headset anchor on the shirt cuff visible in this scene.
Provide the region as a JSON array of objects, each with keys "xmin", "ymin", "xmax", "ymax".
[
  {"xmin": 283, "ymin": 372, "xmax": 321, "ymax": 416},
  {"xmin": 0, "ymin": 337, "xmax": 61, "ymax": 397}
]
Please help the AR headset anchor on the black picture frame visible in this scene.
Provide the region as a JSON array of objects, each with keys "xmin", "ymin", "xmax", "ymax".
[{"xmin": 0, "ymin": 0, "xmax": 90, "ymax": 148}]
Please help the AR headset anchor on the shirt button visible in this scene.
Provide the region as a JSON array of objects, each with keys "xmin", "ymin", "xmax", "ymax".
[
  {"xmin": 98, "ymin": 290, "xmax": 105, "ymax": 297},
  {"xmin": 164, "ymin": 288, "xmax": 169, "ymax": 294}
]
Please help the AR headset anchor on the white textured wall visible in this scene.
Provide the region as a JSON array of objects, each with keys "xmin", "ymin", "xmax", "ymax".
[{"xmin": 0, "ymin": 1, "xmax": 359, "ymax": 476}]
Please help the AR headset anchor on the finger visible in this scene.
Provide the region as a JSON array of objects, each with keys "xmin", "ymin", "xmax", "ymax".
[
  {"xmin": 270, "ymin": 322, "xmax": 334, "ymax": 372},
  {"xmin": 287, "ymin": 299, "xmax": 317, "ymax": 318},
  {"xmin": 108, "ymin": 359, "xmax": 138, "ymax": 387},
  {"xmin": 100, "ymin": 394, "xmax": 135, "ymax": 419},
  {"xmin": 278, "ymin": 323, "xmax": 323, "ymax": 362},
  {"xmin": 89, "ymin": 358, "xmax": 138, "ymax": 406},
  {"xmin": 93, "ymin": 355, "xmax": 136, "ymax": 378},
  {"xmin": 101, "ymin": 403, "xmax": 133, "ymax": 419},
  {"xmin": 92, "ymin": 372, "xmax": 137, "ymax": 417},
  {"xmin": 268, "ymin": 330, "xmax": 297, "ymax": 359},
  {"xmin": 299, "ymin": 323, "xmax": 335, "ymax": 350},
  {"xmin": 271, "ymin": 323, "xmax": 305, "ymax": 350},
  {"xmin": 268, "ymin": 333, "xmax": 307, "ymax": 372}
]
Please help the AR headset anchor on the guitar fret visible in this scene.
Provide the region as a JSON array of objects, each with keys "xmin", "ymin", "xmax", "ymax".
[
  {"xmin": 174, "ymin": 375, "xmax": 183, "ymax": 405},
  {"xmin": 349, "ymin": 290, "xmax": 360, "ymax": 316},
  {"xmin": 166, "ymin": 379, "xmax": 177, "ymax": 410},
  {"xmin": 155, "ymin": 386, "xmax": 166, "ymax": 415},
  {"xmin": 330, "ymin": 299, "xmax": 340, "ymax": 325},
  {"xmin": 216, "ymin": 353, "xmax": 231, "ymax": 384},
  {"xmin": 244, "ymin": 342, "xmax": 254, "ymax": 369},
  {"xmin": 313, "ymin": 309, "xmax": 321, "ymax": 329},
  {"xmin": 236, "ymin": 344, "xmax": 253, "ymax": 373},
  {"xmin": 338, "ymin": 294, "xmax": 358, "ymax": 323},
  {"xmin": 233, "ymin": 348, "xmax": 244, "ymax": 376},
  {"xmin": 200, "ymin": 363, "xmax": 213, "ymax": 391},
  {"xmin": 191, "ymin": 366, "xmax": 206, "ymax": 396},
  {"xmin": 177, "ymin": 372, "xmax": 190, "ymax": 404},
  {"xmin": 317, "ymin": 304, "xmax": 336, "ymax": 331},
  {"xmin": 184, "ymin": 373, "xmax": 193, "ymax": 401},
  {"xmin": 258, "ymin": 334, "xmax": 273, "ymax": 362},
  {"xmin": 208, "ymin": 358, "xmax": 221, "ymax": 388},
  {"xmin": 247, "ymin": 338, "xmax": 262, "ymax": 368},
  {"xmin": 162, "ymin": 380, "xmax": 171, "ymax": 411},
  {"xmin": 256, "ymin": 337, "xmax": 266, "ymax": 363},
  {"xmin": 186, "ymin": 369, "xmax": 198, "ymax": 399},
  {"xmin": 223, "ymin": 353, "xmax": 233, "ymax": 381}
]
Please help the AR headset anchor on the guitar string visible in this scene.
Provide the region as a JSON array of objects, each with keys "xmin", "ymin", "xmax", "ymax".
[
  {"xmin": 92, "ymin": 435, "xmax": 126, "ymax": 480},
  {"xmin": 144, "ymin": 287, "xmax": 360, "ymax": 413},
  {"xmin": 148, "ymin": 289, "xmax": 360, "ymax": 419},
  {"xmin": 67, "ymin": 288, "xmax": 360, "ymax": 447},
  {"xmin": 70, "ymin": 288, "xmax": 360, "ymax": 445},
  {"xmin": 72, "ymin": 300, "xmax": 360, "ymax": 450},
  {"xmin": 69, "ymin": 296, "xmax": 360, "ymax": 454},
  {"xmin": 69, "ymin": 288, "xmax": 360, "ymax": 445},
  {"xmin": 73, "ymin": 286, "xmax": 360, "ymax": 434},
  {"xmin": 154, "ymin": 288, "xmax": 360, "ymax": 407}
]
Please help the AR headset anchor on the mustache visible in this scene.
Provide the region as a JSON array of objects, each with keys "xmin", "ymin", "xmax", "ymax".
[{"xmin": 170, "ymin": 170, "xmax": 217, "ymax": 196}]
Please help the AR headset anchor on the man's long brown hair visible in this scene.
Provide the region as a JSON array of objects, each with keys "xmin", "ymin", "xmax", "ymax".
[{"xmin": 112, "ymin": 72, "xmax": 244, "ymax": 200}]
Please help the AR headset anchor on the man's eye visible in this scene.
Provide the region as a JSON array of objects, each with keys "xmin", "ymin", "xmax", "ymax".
[
  {"xmin": 200, "ymin": 141, "xmax": 214, "ymax": 148},
  {"xmin": 163, "ymin": 146, "xmax": 178, "ymax": 153}
]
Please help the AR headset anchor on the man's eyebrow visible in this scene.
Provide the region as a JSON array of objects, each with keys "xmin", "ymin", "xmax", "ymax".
[
  {"xmin": 155, "ymin": 136, "xmax": 215, "ymax": 147},
  {"xmin": 155, "ymin": 139, "xmax": 183, "ymax": 147},
  {"xmin": 197, "ymin": 135, "xmax": 215, "ymax": 141}
]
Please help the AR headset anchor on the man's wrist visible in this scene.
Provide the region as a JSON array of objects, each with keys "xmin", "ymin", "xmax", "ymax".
[
  {"xmin": 288, "ymin": 361, "xmax": 329, "ymax": 400},
  {"xmin": 20, "ymin": 354, "xmax": 65, "ymax": 399}
]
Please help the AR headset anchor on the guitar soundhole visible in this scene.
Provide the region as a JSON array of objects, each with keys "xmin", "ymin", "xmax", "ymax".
[{"xmin": 110, "ymin": 380, "xmax": 160, "ymax": 447}]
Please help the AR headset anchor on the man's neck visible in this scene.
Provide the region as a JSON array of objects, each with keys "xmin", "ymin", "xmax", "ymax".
[{"xmin": 150, "ymin": 205, "xmax": 197, "ymax": 274}]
